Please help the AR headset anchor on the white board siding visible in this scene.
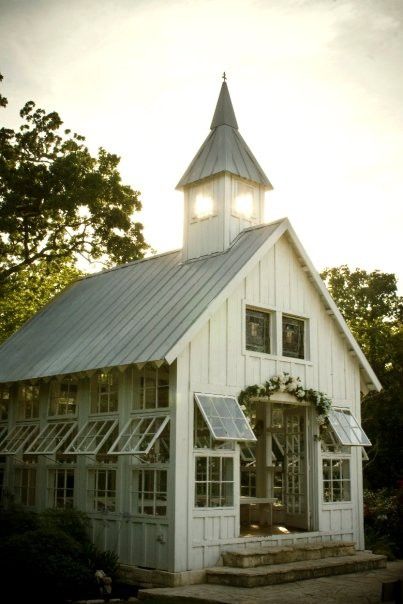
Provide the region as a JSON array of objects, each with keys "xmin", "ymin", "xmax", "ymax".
[{"xmin": 174, "ymin": 233, "xmax": 365, "ymax": 570}]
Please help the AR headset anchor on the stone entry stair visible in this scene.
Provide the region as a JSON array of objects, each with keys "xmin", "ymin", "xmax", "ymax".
[{"xmin": 206, "ymin": 541, "xmax": 387, "ymax": 588}]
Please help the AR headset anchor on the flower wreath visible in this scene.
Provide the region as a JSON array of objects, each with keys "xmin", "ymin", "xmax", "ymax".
[{"xmin": 238, "ymin": 372, "xmax": 332, "ymax": 424}]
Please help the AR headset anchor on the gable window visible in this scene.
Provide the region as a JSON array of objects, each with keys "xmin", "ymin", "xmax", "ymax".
[
  {"xmin": 91, "ymin": 372, "xmax": 118, "ymax": 414},
  {"xmin": 136, "ymin": 365, "xmax": 169, "ymax": 410},
  {"xmin": 48, "ymin": 468, "xmax": 75, "ymax": 508},
  {"xmin": 246, "ymin": 308, "xmax": 271, "ymax": 354},
  {"xmin": 195, "ymin": 455, "xmax": 234, "ymax": 508},
  {"xmin": 87, "ymin": 468, "xmax": 116, "ymax": 513},
  {"xmin": 49, "ymin": 379, "xmax": 78, "ymax": 417},
  {"xmin": 282, "ymin": 315, "xmax": 305, "ymax": 359},
  {"xmin": 14, "ymin": 467, "xmax": 37, "ymax": 506},
  {"xmin": 18, "ymin": 385, "xmax": 40, "ymax": 420},
  {"xmin": 134, "ymin": 468, "xmax": 167, "ymax": 516}
]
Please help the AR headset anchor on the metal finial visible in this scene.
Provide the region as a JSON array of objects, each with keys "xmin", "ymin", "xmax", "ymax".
[{"xmin": 222, "ymin": 72, "xmax": 227, "ymax": 82}]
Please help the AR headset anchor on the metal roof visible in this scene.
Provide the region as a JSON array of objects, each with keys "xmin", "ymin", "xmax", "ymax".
[
  {"xmin": 176, "ymin": 82, "xmax": 272, "ymax": 190},
  {"xmin": 0, "ymin": 222, "xmax": 282, "ymax": 383}
]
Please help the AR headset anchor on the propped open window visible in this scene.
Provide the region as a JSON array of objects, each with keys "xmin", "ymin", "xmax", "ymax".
[
  {"xmin": 327, "ymin": 409, "xmax": 371, "ymax": 446},
  {"xmin": 0, "ymin": 424, "xmax": 39, "ymax": 455},
  {"xmin": 65, "ymin": 419, "xmax": 118, "ymax": 455},
  {"xmin": 25, "ymin": 422, "xmax": 76, "ymax": 454},
  {"xmin": 194, "ymin": 393, "xmax": 256, "ymax": 442},
  {"xmin": 108, "ymin": 415, "xmax": 170, "ymax": 455}
]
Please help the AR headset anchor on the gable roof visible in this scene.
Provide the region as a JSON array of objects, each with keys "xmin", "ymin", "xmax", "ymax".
[
  {"xmin": 0, "ymin": 218, "xmax": 381, "ymax": 392},
  {"xmin": 0, "ymin": 221, "xmax": 281, "ymax": 383},
  {"xmin": 176, "ymin": 82, "xmax": 272, "ymax": 190}
]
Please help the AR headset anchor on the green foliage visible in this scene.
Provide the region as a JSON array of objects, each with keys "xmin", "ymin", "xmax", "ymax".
[
  {"xmin": 0, "ymin": 258, "xmax": 82, "ymax": 343},
  {"xmin": 364, "ymin": 488, "xmax": 403, "ymax": 559},
  {"xmin": 322, "ymin": 266, "xmax": 403, "ymax": 490},
  {"xmin": 0, "ymin": 506, "xmax": 119, "ymax": 602},
  {"xmin": 239, "ymin": 372, "xmax": 332, "ymax": 420},
  {"xmin": 0, "ymin": 74, "xmax": 149, "ymax": 286}
]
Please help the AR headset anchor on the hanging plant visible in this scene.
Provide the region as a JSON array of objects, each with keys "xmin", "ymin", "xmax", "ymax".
[{"xmin": 238, "ymin": 372, "xmax": 332, "ymax": 424}]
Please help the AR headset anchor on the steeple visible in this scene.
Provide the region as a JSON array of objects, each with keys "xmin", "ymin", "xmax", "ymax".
[
  {"xmin": 210, "ymin": 81, "xmax": 238, "ymax": 129},
  {"xmin": 178, "ymin": 78, "xmax": 273, "ymax": 261}
]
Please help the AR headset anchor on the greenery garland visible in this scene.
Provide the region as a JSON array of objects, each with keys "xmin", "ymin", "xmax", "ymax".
[{"xmin": 238, "ymin": 372, "xmax": 332, "ymax": 423}]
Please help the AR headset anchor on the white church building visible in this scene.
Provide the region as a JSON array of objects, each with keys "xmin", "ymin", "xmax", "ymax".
[{"xmin": 0, "ymin": 81, "xmax": 380, "ymax": 585}]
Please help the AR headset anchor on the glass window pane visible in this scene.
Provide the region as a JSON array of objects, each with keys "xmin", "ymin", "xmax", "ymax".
[
  {"xmin": 328, "ymin": 410, "xmax": 371, "ymax": 446},
  {"xmin": 195, "ymin": 394, "xmax": 256, "ymax": 442},
  {"xmin": 282, "ymin": 315, "xmax": 305, "ymax": 359},
  {"xmin": 246, "ymin": 309, "xmax": 270, "ymax": 353}
]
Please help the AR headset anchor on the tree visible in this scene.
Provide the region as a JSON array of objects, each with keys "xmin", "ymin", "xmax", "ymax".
[
  {"xmin": 321, "ymin": 265, "xmax": 403, "ymax": 489},
  {"xmin": 0, "ymin": 259, "xmax": 82, "ymax": 343},
  {"xmin": 0, "ymin": 74, "xmax": 149, "ymax": 284}
]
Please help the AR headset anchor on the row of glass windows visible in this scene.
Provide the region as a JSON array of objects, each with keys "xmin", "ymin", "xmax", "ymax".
[
  {"xmin": 0, "ymin": 365, "xmax": 170, "ymax": 421},
  {"xmin": 246, "ymin": 308, "xmax": 306, "ymax": 359},
  {"xmin": 12, "ymin": 467, "xmax": 168, "ymax": 516}
]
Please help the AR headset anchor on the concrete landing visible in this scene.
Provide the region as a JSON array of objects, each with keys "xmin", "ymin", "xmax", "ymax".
[{"xmin": 138, "ymin": 559, "xmax": 403, "ymax": 603}]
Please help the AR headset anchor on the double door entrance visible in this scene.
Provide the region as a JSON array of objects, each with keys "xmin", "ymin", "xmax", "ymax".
[{"xmin": 240, "ymin": 400, "xmax": 312, "ymax": 531}]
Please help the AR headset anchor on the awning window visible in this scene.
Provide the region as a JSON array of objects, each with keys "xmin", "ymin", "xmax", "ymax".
[
  {"xmin": 194, "ymin": 393, "xmax": 256, "ymax": 442},
  {"xmin": 0, "ymin": 424, "xmax": 39, "ymax": 455},
  {"xmin": 108, "ymin": 414, "xmax": 170, "ymax": 455},
  {"xmin": 64, "ymin": 419, "xmax": 118, "ymax": 455},
  {"xmin": 25, "ymin": 422, "xmax": 76, "ymax": 454},
  {"xmin": 327, "ymin": 409, "xmax": 371, "ymax": 446}
]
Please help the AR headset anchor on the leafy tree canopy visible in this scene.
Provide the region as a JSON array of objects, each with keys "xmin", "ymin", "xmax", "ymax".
[
  {"xmin": 0, "ymin": 74, "xmax": 149, "ymax": 285},
  {"xmin": 0, "ymin": 259, "xmax": 82, "ymax": 343},
  {"xmin": 322, "ymin": 265, "xmax": 403, "ymax": 489}
]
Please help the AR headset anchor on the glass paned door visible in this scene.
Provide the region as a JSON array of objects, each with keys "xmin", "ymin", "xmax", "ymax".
[{"xmin": 284, "ymin": 408, "xmax": 309, "ymax": 529}]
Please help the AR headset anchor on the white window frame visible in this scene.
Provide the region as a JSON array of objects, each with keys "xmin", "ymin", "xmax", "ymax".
[
  {"xmin": 194, "ymin": 454, "xmax": 234, "ymax": 508},
  {"xmin": 135, "ymin": 364, "xmax": 170, "ymax": 410},
  {"xmin": 48, "ymin": 379, "xmax": 78, "ymax": 418},
  {"xmin": 0, "ymin": 386, "xmax": 10, "ymax": 421},
  {"xmin": 48, "ymin": 468, "xmax": 75, "ymax": 508},
  {"xmin": 327, "ymin": 409, "xmax": 371, "ymax": 446},
  {"xmin": 322, "ymin": 457, "xmax": 351, "ymax": 503},
  {"xmin": 90, "ymin": 372, "xmax": 119, "ymax": 414},
  {"xmin": 282, "ymin": 314, "xmax": 306, "ymax": 360},
  {"xmin": 14, "ymin": 467, "xmax": 37, "ymax": 506},
  {"xmin": 133, "ymin": 467, "xmax": 168, "ymax": 516},
  {"xmin": 108, "ymin": 414, "xmax": 170, "ymax": 455},
  {"xmin": 0, "ymin": 423, "xmax": 39, "ymax": 455},
  {"xmin": 18, "ymin": 385, "xmax": 40, "ymax": 420},
  {"xmin": 65, "ymin": 419, "xmax": 118, "ymax": 455},
  {"xmin": 194, "ymin": 393, "xmax": 256, "ymax": 442},
  {"xmin": 87, "ymin": 468, "xmax": 117, "ymax": 513},
  {"xmin": 26, "ymin": 422, "xmax": 76, "ymax": 455}
]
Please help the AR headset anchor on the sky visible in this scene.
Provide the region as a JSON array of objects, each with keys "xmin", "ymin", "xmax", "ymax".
[{"xmin": 1, "ymin": 0, "xmax": 402, "ymax": 291}]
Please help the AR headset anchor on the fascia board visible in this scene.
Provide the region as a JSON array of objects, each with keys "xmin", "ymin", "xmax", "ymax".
[{"xmin": 285, "ymin": 223, "xmax": 382, "ymax": 392}]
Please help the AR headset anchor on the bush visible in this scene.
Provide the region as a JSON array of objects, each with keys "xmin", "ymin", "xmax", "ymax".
[
  {"xmin": 364, "ymin": 488, "xmax": 403, "ymax": 559},
  {"xmin": 0, "ymin": 506, "xmax": 119, "ymax": 602}
]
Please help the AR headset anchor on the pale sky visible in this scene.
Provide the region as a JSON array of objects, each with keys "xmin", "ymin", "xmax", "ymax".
[{"xmin": 1, "ymin": 0, "xmax": 402, "ymax": 291}]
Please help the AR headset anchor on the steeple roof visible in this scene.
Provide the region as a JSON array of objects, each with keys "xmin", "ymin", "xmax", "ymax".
[{"xmin": 176, "ymin": 81, "xmax": 272, "ymax": 190}]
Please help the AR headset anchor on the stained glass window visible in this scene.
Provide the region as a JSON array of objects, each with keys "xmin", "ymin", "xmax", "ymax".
[
  {"xmin": 246, "ymin": 308, "xmax": 271, "ymax": 353},
  {"xmin": 282, "ymin": 315, "xmax": 305, "ymax": 359}
]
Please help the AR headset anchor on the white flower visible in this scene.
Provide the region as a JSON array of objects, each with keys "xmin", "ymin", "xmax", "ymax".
[
  {"xmin": 240, "ymin": 404, "xmax": 246, "ymax": 410},
  {"xmin": 316, "ymin": 415, "xmax": 326, "ymax": 425},
  {"xmin": 279, "ymin": 384, "xmax": 286, "ymax": 392}
]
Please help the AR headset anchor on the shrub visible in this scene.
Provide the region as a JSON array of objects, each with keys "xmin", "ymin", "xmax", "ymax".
[
  {"xmin": 0, "ymin": 504, "xmax": 40, "ymax": 539},
  {"xmin": 364, "ymin": 488, "xmax": 403, "ymax": 558},
  {"xmin": 40, "ymin": 507, "xmax": 92, "ymax": 544}
]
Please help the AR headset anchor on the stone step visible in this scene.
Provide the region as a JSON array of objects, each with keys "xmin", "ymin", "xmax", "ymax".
[
  {"xmin": 206, "ymin": 552, "xmax": 387, "ymax": 588},
  {"xmin": 222, "ymin": 540, "xmax": 356, "ymax": 568}
]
